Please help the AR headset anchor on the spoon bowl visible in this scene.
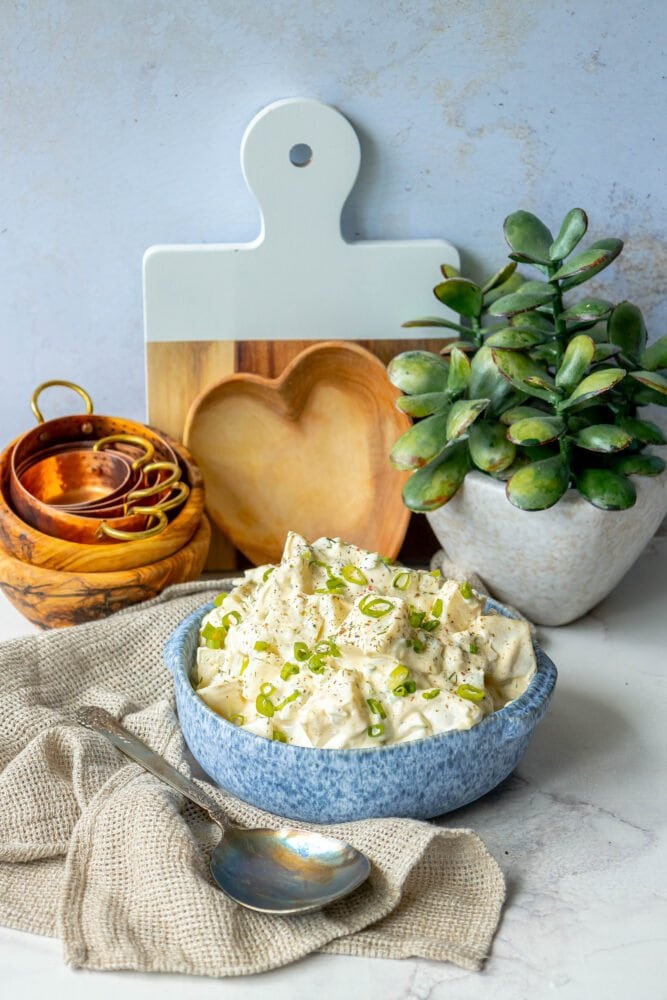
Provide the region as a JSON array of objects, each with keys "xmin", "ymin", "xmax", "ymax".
[
  {"xmin": 77, "ymin": 706, "xmax": 370, "ymax": 915},
  {"xmin": 211, "ymin": 825, "xmax": 370, "ymax": 914}
]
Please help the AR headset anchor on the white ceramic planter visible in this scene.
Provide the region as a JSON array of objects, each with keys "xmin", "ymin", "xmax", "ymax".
[{"xmin": 426, "ymin": 461, "xmax": 667, "ymax": 626}]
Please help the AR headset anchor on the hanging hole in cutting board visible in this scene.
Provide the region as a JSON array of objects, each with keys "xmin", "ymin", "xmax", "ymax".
[{"xmin": 289, "ymin": 143, "xmax": 312, "ymax": 167}]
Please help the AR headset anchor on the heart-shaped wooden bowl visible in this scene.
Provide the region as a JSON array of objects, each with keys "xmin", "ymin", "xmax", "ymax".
[
  {"xmin": 183, "ymin": 341, "xmax": 410, "ymax": 565},
  {"xmin": 0, "ymin": 439, "xmax": 206, "ymax": 572},
  {"xmin": 0, "ymin": 515, "xmax": 211, "ymax": 629}
]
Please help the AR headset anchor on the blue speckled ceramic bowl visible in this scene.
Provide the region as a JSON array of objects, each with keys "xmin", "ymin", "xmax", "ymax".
[{"xmin": 164, "ymin": 599, "xmax": 557, "ymax": 823}]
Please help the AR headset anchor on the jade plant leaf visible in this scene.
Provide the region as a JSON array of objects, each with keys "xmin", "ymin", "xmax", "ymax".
[
  {"xmin": 507, "ymin": 416, "xmax": 565, "ymax": 446},
  {"xmin": 402, "ymin": 316, "xmax": 471, "ymax": 335},
  {"xmin": 440, "ymin": 263, "xmax": 459, "ymax": 279},
  {"xmin": 488, "ymin": 280, "xmax": 556, "ymax": 317},
  {"xmin": 560, "ymin": 298, "xmax": 612, "ymax": 323},
  {"xmin": 387, "ymin": 351, "xmax": 450, "ymax": 395},
  {"xmin": 446, "ymin": 398, "xmax": 489, "ymax": 440},
  {"xmin": 609, "ymin": 452, "xmax": 666, "ymax": 476},
  {"xmin": 639, "ymin": 335, "xmax": 667, "ymax": 372},
  {"xmin": 503, "ymin": 210, "xmax": 554, "ymax": 264},
  {"xmin": 559, "ymin": 368, "xmax": 625, "ymax": 409},
  {"xmin": 396, "ymin": 392, "xmax": 450, "ymax": 417},
  {"xmin": 481, "ymin": 261, "xmax": 518, "ymax": 294},
  {"xmin": 608, "ymin": 302, "xmax": 647, "ymax": 361},
  {"xmin": 549, "ymin": 208, "xmax": 588, "ymax": 261},
  {"xmin": 577, "ymin": 468, "xmax": 636, "ymax": 510},
  {"xmin": 482, "ymin": 270, "xmax": 524, "ymax": 306},
  {"xmin": 467, "ymin": 346, "xmax": 518, "ymax": 414},
  {"xmin": 500, "ymin": 405, "xmax": 549, "ymax": 426},
  {"xmin": 574, "ymin": 424, "xmax": 633, "ymax": 452},
  {"xmin": 506, "ymin": 456, "xmax": 570, "ymax": 510},
  {"xmin": 531, "ymin": 342, "xmax": 561, "ymax": 365},
  {"xmin": 510, "ymin": 311, "xmax": 554, "ymax": 333},
  {"xmin": 492, "ymin": 349, "xmax": 558, "ymax": 403},
  {"xmin": 555, "ymin": 335, "xmax": 595, "ymax": 393},
  {"xmin": 616, "ymin": 416, "xmax": 666, "ymax": 446},
  {"xmin": 626, "ymin": 383, "xmax": 667, "ymax": 407},
  {"xmin": 401, "ymin": 441, "xmax": 470, "ymax": 511},
  {"xmin": 447, "ymin": 346, "xmax": 472, "ymax": 394},
  {"xmin": 390, "ymin": 411, "xmax": 450, "ymax": 470},
  {"xmin": 592, "ymin": 342, "xmax": 621, "ymax": 363},
  {"xmin": 553, "ymin": 238, "xmax": 624, "ymax": 290},
  {"xmin": 439, "ymin": 339, "xmax": 476, "ymax": 354},
  {"xmin": 468, "ymin": 420, "xmax": 516, "ymax": 473},
  {"xmin": 433, "ymin": 278, "xmax": 483, "ymax": 318},
  {"xmin": 484, "ymin": 328, "xmax": 546, "ymax": 350},
  {"xmin": 629, "ymin": 370, "xmax": 667, "ymax": 396}
]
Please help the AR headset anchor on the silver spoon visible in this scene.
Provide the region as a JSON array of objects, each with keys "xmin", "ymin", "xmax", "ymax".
[{"xmin": 76, "ymin": 706, "xmax": 371, "ymax": 915}]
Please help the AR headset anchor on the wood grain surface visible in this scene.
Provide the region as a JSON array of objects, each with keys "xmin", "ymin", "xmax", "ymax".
[
  {"xmin": 183, "ymin": 341, "xmax": 412, "ymax": 566},
  {"xmin": 149, "ymin": 336, "xmax": 449, "ymax": 569},
  {"xmin": 0, "ymin": 514, "xmax": 212, "ymax": 629}
]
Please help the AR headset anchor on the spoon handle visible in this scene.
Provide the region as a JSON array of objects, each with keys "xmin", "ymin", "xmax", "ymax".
[{"xmin": 77, "ymin": 705, "xmax": 229, "ymax": 829}]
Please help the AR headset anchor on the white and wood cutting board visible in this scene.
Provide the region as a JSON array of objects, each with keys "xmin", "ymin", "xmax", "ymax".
[{"xmin": 144, "ymin": 97, "xmax": 459, "ymax": 566}]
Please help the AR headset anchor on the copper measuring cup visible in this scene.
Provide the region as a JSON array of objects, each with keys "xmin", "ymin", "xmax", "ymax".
[{"xmin": 9, "ymin": 382, "xmax": 187, "ymax": 543}]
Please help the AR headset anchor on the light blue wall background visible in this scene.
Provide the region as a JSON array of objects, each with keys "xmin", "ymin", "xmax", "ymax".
[{"xmin": 1, "ymin": 0, "xmax": 664, "ymax": 440}]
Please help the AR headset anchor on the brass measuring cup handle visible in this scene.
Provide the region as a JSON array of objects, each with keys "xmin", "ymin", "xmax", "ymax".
[
  {"xmin": 125, "ymin": 461, "xmax": 181, "ymax": 501},
  {"xmin": 31, "ymin": 381, "xmax": 94, "ymax": 424},
  {"xmin": 93, "ymin": 434, "xmax": 156, "ymax": 471},
  {"xmin": 97, "ymin": 509, "xmax": 168, "ymax": 542},
  {"xmin": 151, "ymin": 480, "xmax": 190, "ymax": 513}
]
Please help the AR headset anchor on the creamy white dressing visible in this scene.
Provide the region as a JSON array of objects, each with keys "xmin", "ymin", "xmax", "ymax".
[{"xmin": 194, "ymin": 532, "xmax": 537, "ymax": 749}]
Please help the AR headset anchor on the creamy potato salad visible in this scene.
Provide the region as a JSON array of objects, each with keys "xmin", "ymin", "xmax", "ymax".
[{"xmin": 194, "ymin": 532, "xmax": 537, "ymax": 749}]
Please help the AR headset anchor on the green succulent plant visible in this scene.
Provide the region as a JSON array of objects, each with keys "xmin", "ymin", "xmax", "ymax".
[{"xmin": 389, "ymin": 208, "xmax": 667, "ymax": 512}]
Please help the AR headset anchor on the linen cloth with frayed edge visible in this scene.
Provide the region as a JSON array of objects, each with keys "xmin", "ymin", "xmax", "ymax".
[{"xmin": 0, "ymin": 580, "xmax": 506, "ymax": 977}]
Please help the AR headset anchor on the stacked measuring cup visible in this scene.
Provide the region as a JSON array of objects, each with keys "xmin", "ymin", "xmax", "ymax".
[{"xmin": 0, "ymin": 382, "xmax": 211, "ymax": 627}]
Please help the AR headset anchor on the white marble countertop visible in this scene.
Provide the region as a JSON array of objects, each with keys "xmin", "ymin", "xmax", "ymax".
[{"xmin": 1, "ymin": 536, "xmax": 665, "ymax": 1000}]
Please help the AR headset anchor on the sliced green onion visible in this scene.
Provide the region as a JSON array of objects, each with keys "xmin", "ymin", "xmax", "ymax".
[
  {"xmin": 359, "ymin": 596, "xmax": 394, "ymax": 618},
  {"xmin": 229, "ymin": 713, "xmax": 245, "ymax": 726},
  {"xmin": 410, "ymin": 638, "xmax": 425, "ymax": 653},
  {"xmin": 327, "ymin": 636, "xmax": 342, "ymax": 657},
  {"xmin": 272, "ymin": 729, "xmax": 288, "ymax": 743},
  {"xmin": 380, "ymin": 556, "xmax": 394, "ymax": 566},
  {"xmin": 459, "ymin": 581, "xmax": 474, "ymax": 600},
  {"xmin": 255, "ymin": 694, "xmax": 275, "ymax": 717},
  {"xmin": 366, "ymin": 697, "xmax": 387, "ymax": 719},
  {"xmin": 314, "ymin": 588, "xmax": 330, "ymax": 594},
  {"xmin": 432, "ymin": 598, "xmax": 443, "ymax": 618},
  {"xmin": 409, "ymin": 607, "xmax": 426, "ymax": 628},
  {"xmin": 422, "ymin": 688, "xmax": 440, "ymax": 700},
  {"xmin": 262, "ymin": 566, "xmax": 275, "ymax": 582},
  {"xmin": 308, "ymin": 655, "xmax": 326, "ymax": 674},
  {"xmin": 222, "ymin": 610, "xmax": 242, "ymax": 628},
  {"xmin": 254, "ymin": 640, "xmax": 270, "ymax": 652},
  {"xmin": 342, "ymin": 564, "xmax": 368, "ymax": 585},
  {"xmin": 430, "ymin": 568, "xmax": 442, "ymax": 579},
  {"xmin": 367, "ymin": 723, "xmax": 385, "ymax": 738},
  {"xmin": 392, "ymin": 680, "xmax": 417, "ymax": 697},
  {"xmin": 275, "ymin": 690, "xmax": 301, "ymax": 711},
  {"xmin": 325, "ymin": 575, "xmax": 346, "ymax": 593},
  {"xmin": 469, "ymin": 641, "xmax": 479, "ymax": 655},
  {"xmin": 281, "ymin": 661, "xmax": 300, "ymax": 681},
  {"xmin": 303, "ymin": 555, "xmax": 329, "ymax": 569},
  {"xmin": 293, "ymin": 641, "xmax": 310, "ymax": 662},
  {"xmin": 239, "ymin": 655, "xmax": 249, "ymax": 676},
  {"xmin": 392, "ymin": 570, "xmax": 412, "ymax": 590},
  {"xmin": 202, "ymin": 622, "xmax": 227, "ymax": 649},
  {"xmin": 456, "ymin": 683, "xmax": 485, "ymax": 702},
  {"xmin": 421, "ymin": 618, "xmax": 439, "ymax": 632},
  {"xmin": 389, "ymin": 664, "xmax": 411, "ymax": 687},
  {"xmin": 213, "ymin": 592, "xmax": 227, "ymax": 607},
  {"xmin": 260, "ymin": 682, "xmax": 275, "ymax": 696}
]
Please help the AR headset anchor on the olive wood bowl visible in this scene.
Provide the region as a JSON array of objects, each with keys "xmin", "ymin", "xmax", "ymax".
[{"xmin": 0, "ymin": 515, "xmax": 211, "ymax": 629}]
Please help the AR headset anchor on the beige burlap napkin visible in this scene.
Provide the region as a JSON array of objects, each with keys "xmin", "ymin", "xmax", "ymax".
[{"xmin": 0, "ymin": 580, "xmax": 505, "ymax": 976}]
